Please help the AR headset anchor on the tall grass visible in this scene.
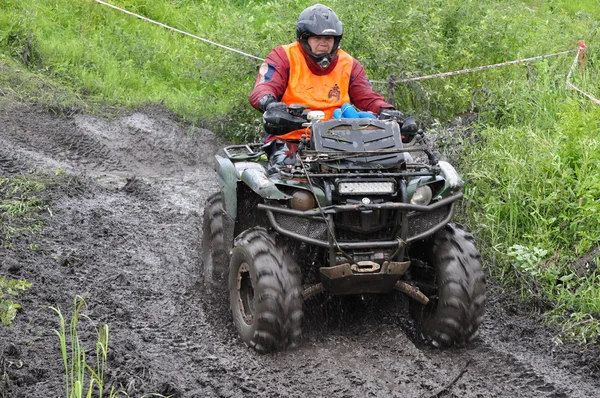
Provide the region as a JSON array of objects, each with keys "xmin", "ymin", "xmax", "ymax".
[
  {"xmin": 49, "ymin": 296, "xmax": 124, "ymax": 398},
  {"xmin": 49, "ymin": 296, "xmax": 171, "ymax": 397},
  {"xmin": 462, "ymin": 96, "xmax": 600, "ymax": 341}
]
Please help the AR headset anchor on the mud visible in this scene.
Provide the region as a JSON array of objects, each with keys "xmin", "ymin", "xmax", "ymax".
[{"xmin": 0, "ymin": 103, "xmax": 599, "ymax": 397}]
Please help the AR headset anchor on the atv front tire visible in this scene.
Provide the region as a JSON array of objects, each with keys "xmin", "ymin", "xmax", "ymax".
[
  {"xmin": 411, "ymin": 223, "xmax": 486, "ymax": 347},
  {"xmin": 201, "ymin": 192, "xmax": 229, "ymax": 287},
  {"xmin": 229, "ymin": 228, "xmax": 303, "ymax": 353}
]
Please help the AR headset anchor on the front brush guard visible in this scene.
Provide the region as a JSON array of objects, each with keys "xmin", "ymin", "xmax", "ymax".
[{"xmin": 257, "ymin": 192, "xmax": 461, "ymax": 251}]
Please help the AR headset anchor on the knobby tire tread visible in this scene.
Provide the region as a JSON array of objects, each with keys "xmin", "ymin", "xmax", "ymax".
[
  {"xmin": 423, "ymin": 223, "xmax": 487, "ymax": 346},
  {"xmin": 230, "ymin": 227, "xmax": 303, "ymax": 353},
  {"xmin": 202, "ymin": 192, "xmax": 228, "ymax": 286}
]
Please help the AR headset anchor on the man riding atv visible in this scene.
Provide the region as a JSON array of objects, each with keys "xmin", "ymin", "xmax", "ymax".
[
  {"xmin": 249, "ymin": 3, "xmax": 404, "ymax": 167},
  {"xmin": 201, "ymin": 3, "xmax": 486, "ymax": 354}
]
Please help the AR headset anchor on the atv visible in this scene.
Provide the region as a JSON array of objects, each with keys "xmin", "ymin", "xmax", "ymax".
[{"xmin": 202, "ymin": 104, "xmax": 486, "ymax": 353}]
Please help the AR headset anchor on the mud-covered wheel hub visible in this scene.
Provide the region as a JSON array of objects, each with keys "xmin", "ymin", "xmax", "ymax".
[{"xmin": 236, "ymin": 262, "xmax": 254, "ymax": 324}]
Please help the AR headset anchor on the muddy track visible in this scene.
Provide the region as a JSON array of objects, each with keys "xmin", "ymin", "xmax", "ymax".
[{"xmin": 0, "ymin": 103, "xmax": 598, "ymax": 398}]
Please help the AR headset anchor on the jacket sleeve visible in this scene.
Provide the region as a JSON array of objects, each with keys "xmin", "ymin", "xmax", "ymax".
[
  {"xmin": 249, "ymin": 47, "xmax": 290, "ymax": 111},
  {"xmin": 348, "ymin": 58, "xmax": 394, "ymax": 114}
]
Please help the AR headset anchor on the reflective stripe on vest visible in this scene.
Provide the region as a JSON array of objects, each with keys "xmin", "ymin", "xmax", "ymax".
[{"xmin": 276, "ymin": 42, "xmax": 352, "ymax": 141}]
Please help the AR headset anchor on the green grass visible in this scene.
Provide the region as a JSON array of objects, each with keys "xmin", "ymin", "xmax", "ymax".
[
  {"xmin": 0, "ymin": 0, "xmax": 599, "ymax": 342},
  {"xmin": 0, "ymin": 176, "xmax": 45, "ymax": 248},
  {"xmin": 462, "ymin": 101, "xmax": 600, "ymax": 341},
  {"xmin": 1, "ymin": 0, "xmax": 595, "ymax": 135},
  {"xmin": 49, "ymin": 296, "xmax": 117, "ymax": 398},
  {"xmin": 50, "ymin": 296, "xmax": 170, "ymax": 398}
]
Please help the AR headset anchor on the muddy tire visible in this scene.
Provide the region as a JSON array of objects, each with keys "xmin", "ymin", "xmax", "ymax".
[
  {"xmin": 201, "ymin": 192, "xmax": 229, "ymax": 287},
  {"xmin": 410, "ymin": 223, "xmax": 486, "ymax": 347},
  {"xmin": 229, "ymin": 227, "xmax": 303, "ymax": 353}
]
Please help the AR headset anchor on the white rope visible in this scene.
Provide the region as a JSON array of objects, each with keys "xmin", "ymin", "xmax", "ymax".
[
  {"xmin": 566, "ymin": 41, "xmax": 600, "ymax": 105},
  {"xmin": 371, "ymin": 49, "xmax": 577, "ymax": 84},
  {"xmin": 93, "ymin": 0, "xmax": 265, "ymax": 61}
]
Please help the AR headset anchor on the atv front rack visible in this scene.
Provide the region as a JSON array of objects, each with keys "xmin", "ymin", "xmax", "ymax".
[
  {"xmin": 299, "ymin": 146, "xmax": 438, "ymax": 166},
  {"xmin": 223, "ymin": 143, "xmax": 265, "ymax": 161}
]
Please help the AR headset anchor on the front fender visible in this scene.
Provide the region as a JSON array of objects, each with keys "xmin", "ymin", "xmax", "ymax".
[
  {"xmin": 437, "ymin": 161, "xmax": 464, "ymax": 195},
  {"xmin": 215, "ymin": 155, "xmax": 239, "ymax": 219},
  {"xmin": 240, "ymin": 166, "xmax": 292, "ymax": 201},
  {"xmin": 215, "ymin": 155, "xmax": 291, "ymax": 220}
]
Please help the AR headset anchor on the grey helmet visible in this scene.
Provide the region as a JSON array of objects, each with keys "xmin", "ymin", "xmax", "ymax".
[{"xmin": 296, "ymin": 4, "xmax": 343, "ymax": 69}]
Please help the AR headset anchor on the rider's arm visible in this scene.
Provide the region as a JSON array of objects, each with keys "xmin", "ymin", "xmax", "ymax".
[
  {"xmin": 348, "ymin": 59, "xmax": 394, "ymax": 114},
  {"xmin": 249, "ymin": 46, "xmax": 290, "ymax": 112}
]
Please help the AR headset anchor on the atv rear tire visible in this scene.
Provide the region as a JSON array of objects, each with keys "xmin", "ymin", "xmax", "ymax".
[
  {"xmin": 201, "ymin": 192, "xmax": 229, "ymax": 287},
  {"xmin": 229, "ymin": 228, "xmax": 303, "ymax": 353},
  {"xmin": 410, "ymin": 223, "xmax": 486, "ymax": 347}
]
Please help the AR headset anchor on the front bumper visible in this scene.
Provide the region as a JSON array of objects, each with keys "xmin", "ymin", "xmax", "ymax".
[{"xmin": 319, "ymin": 260, "xmax": 411, "ymax": 295}]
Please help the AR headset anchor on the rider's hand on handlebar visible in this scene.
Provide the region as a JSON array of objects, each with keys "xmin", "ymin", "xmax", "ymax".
[
  {"xmin": 265, "ymin": 102, "xmax": 289, "ymax": 112},
  {"xmin": 258, "ymin": 94, "xmax": 276, "ymax": 112},
  {"xmin": 379, "ymin": 108, "xmax": 404, "ymax": 122}
]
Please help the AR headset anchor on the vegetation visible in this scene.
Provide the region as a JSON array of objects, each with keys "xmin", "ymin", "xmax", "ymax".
[
  {"xmin": 0, "ymin": 176, "xmax": 44, "ymax": 325},
  {"xmin": 0, "ymin": 176, "xmax": 46, "ymax": 248},
  {"xmin": 50, "ymin": 296, "xmax": 170, "ymax": 398},
  {"xmin": 49, "ymin": 296, "xmax": 122, "ymax": 398},
  {"xmin": 0, "ymin": 0, "xmax": 599, "ymax": 342},
  {"xmin": 0, "ymin": 276, "xmax": 30, "ymax": 326}
]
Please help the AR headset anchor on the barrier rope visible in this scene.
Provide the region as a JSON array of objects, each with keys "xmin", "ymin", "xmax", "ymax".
[
  {"xmin": 93, "ymin": 0, "xmax": 265, "ymax": 61},
  {"xmin": 370, "ymin": 49, "xmax": 577, "ymax": 85},
  {"xmin": 566, "ymin": 40, "xmax": 600, "ymax": 105}
]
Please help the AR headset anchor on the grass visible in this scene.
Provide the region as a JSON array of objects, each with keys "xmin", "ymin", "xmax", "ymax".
[
  {"xmin": 0, "ymin": 0, "xmax": 599, "ymax": 342},
  {"xmin": 49, "ymin": 296, "xmax": 119, "ymax": 398},
  {"xmin": 461, "ymin": 99, "xmax": 600, "ymax": 342},
  {"xmin": 0, "ymin": 176, "xmax": 44, "ymax": 328},
  {"xmin": 1, "ymin": 0, "xmax": 595, "ymax": 135},
  {"xmin": 49, "ymin": 296, "xmax": 171, "ymax": 398},
  {"xmin": 0, "ymin": 176, "xmax": 45, "ymax": 249}
]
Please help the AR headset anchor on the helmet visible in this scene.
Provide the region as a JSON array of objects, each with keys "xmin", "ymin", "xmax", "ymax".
[{"xmin": 296, "ymin": 4, "xmax": 343, "ymax": 69}]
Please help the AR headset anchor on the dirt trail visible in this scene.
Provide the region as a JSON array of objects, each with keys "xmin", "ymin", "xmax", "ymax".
[{"xmin": 0, "ymin": 103, "xmax": 598, "ymax": 398}]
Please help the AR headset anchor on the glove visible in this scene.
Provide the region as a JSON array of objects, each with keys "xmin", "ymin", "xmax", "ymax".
[
  {"xmin": 265, "ymin": 101, "xmax": 289, "ymax": 112},
  {"xmin": 379, "ymin": 108, "xmax": 404, "ymax": 121},
  {"xmin": 258, "ymin": 94, "xmax": 276, "ymax": 112}
]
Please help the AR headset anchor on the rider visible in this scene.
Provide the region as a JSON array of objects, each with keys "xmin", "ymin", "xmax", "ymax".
[{"xmin": 249, "ymin": 4, "xmax": 403, "ymax": 167}]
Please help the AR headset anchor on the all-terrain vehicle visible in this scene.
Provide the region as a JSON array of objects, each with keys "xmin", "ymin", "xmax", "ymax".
[{"xmin": 202, "ymin": 105, "xmax": 486, "ymax": 353}]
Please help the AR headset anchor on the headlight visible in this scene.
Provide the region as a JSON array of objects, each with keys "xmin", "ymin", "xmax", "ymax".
[
  {"xmin": 338, "ymin": 181, "xmax": 395, "ymax": 195},
  {"xmin": 410, "ymin": 185, "xmax": 433, "ymax": 205},
  {"xmin": 290, "ymin": 190, "xmax": 316, "ymax": 211}
]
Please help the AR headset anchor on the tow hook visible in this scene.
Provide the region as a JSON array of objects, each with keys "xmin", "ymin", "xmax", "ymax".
[{"xmin": 351, "ymin": 261, "xmax": 380, "ymax": 273}]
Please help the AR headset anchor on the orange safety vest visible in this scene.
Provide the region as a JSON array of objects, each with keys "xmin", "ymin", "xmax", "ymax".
[{"xmin": 276, "ymin": 42, "xmax": 353, "ymax": 141}]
